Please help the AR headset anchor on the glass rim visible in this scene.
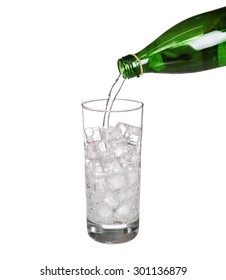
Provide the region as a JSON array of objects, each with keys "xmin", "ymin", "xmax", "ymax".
[{"xmin": 81, "ymin": 98, "xmax": 143, "ymax": 113}]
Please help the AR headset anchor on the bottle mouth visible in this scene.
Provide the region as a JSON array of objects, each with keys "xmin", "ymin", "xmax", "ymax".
[
  {"xmin": 117, "ymin": 55, "xmax": 141, "ymax": 79},
  {"xmin": 117, "ymin": 59, "xmax": 127, "ymax": 78}
]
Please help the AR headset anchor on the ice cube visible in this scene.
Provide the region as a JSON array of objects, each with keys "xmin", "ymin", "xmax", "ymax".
[
  {"xmin": 109, "ymin": 138, "xmax": 129, "ymax": 157},
  {"xmin": 93, "ymin": 177, "xmax": 106, "ymax": 194},
  {"xmin": 116, "ymin": 205, "xmax": 130, "ymax": 218},
  {"xmin": 116, "ymin": 122, "xmax": 128, "ymax": 136},
  {"xmin": 118, "ymin": 156, "xmax": 127, "ymax": 168},
  {"xmin": 103, "ymin": 195, "xmax": 119, "ymax": 208},
  {"xmin": 87, "ymin": 202, "xmax": 114, "ymax": 224},
  {"xmin": 101, "ymin": 126, "xmax": 122, "ymax": 142},
  {"xmin": 126, "ymin": 170, "xmax": 140, "ymax": 185},
  {"xmin": 84, "ymin": 126, "xmax": 101, "ymax": 143},
  {"xmin": 85, "ymin": 140, "xmax": 107, "ymax": 160},
  {"xmin": 86, "ymin": 160, "xmax": 104, "ymax": 177},
  {"xmin": 121, "ymin": 148, "xmax": 141, "ymax": 169},
  {"xmin": 118, "ymin": 146, "xmax": 141, "ymax": 170},
  {"xmin": 116, "ymin": 202, "xmax": 139, "ymax": 223},
  {"xmin": 117, "ymin": 185, "xmax": 137, "ymax": 207},
  {"xmin": 107, "ymin": 174, "xmax": 126, "ymax": 190},
  {"xmin": 85, "ymin": 143, "xmax": 97, "ymax": 160},
  {"xmin": 95, "ymin": 206, "xmax": 114, "ymax": 223},
  {"xmin": 96, "ymin": 140, "xmax": 107, "ymax": 152},
  {"xmin": 117, "ymin": 188, "xmax": 127, "ymax": 203},
  {"xmin": 93, "ymin": 141, "xmax": 107, "ymax": 158},
  {"xmin": 124, "ymin": 125, "xmax": 141, "ymax": 145},
  {"xmin": 103, "ymin": 158, "xmax": 122, "ymax": 174}
]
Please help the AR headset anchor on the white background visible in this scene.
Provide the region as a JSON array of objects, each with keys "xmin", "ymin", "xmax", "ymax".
[{"xmin": 0, "ymin": 0, "xmax": 226, "ymax": 279}]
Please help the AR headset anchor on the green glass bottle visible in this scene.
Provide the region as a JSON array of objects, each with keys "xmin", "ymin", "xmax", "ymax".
[{"xmin": 118, "ymin": 6, "xmax": 226, "ymax": 78}]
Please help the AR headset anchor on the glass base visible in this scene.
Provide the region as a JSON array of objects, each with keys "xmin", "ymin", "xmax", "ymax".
[{"xmin": 87, "ymin": 219, "xmax": 139, "ymax": 244}]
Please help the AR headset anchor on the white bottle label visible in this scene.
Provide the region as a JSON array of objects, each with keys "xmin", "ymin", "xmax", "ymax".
[{"xmin": 189, "ymin": 30, "xmax": 226, "ymax": 50}]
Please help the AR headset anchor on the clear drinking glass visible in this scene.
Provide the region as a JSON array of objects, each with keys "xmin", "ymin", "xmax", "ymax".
[{"xmin": 82, "ymin": 99, "xmax": 143, "ymax": 244}]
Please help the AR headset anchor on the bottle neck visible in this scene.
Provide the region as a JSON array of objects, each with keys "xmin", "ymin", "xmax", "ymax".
[{"xmin": 117, "ymin": 55, "xmax": 142, "ymax": 79}]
